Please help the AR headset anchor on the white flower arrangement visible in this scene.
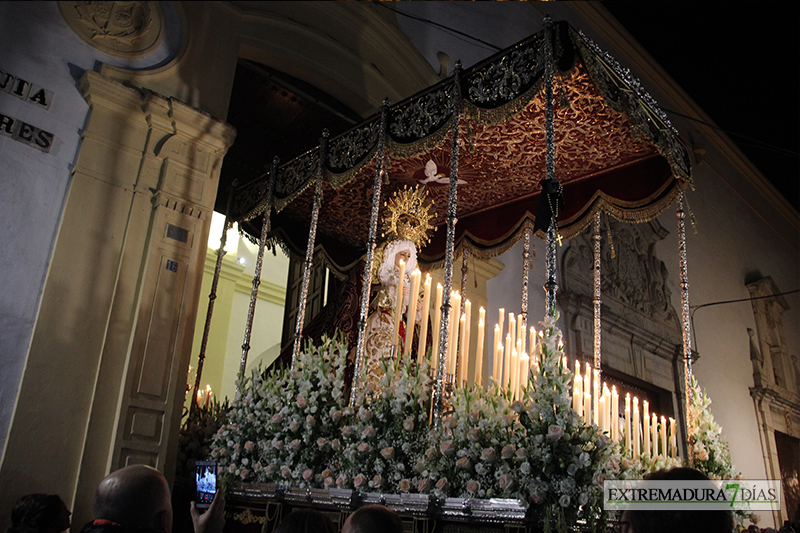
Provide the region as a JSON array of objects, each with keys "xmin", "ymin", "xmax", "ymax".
[
  {"xmin": 205, "ymin": 315, "xmax": 746, "ymax": 531},
  {"xmin": 338, "ymin": 356, "xmax": 433, "ymax": 493},
  {"xmin": 514, "ymin": 312, "xmax": 620, "ymax": 532},
  {"xmin": 210, "ymin": 333, "xmax": 348, "ymax": 487}
]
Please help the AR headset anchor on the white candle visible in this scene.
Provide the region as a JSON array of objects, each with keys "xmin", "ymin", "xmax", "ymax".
[
  {"xmin": 593, "ymin": 369, "xmax": 600, "ymax": 426},
  {"xmin": 518, "ymin": 318, "xmax": 525, "ymax": 355},
  {"xmin": 475, "ymin": 308, "xmax": 485, "ymax": 386},
  {"xmin": 583, "ymin": 391, "xmax": 592, "ymax": 424},
  {"xmin": 447, "ymin": 292, "xmax": 460, "ymax": 375},
  {"xmin": 392, "ymin": 260, "xmax": 406, "ymax": 350},
  {"xmin": 573, "ymin": 361, "xmax": 582, "ymax": 416},
  {"xmin": 625, "ymin": 394, "xmax": 631, "ymax": 452},
  {"xmin": 633, "ymin": 397, "xmax": 640, "ymax": 460},
  {"xmin": 660, "ymin": 416, "xmax": 667, "ymax": 460},
  {"xmin": 519, "ymin": 353, "xmax": 530, "ymax": 392},
  {"xmin": 651, "ymin": 413, "xmax": 658, "ymax": 456},
  {"xmin": 417, "ymin": 274, "xmax": 431, "ymax": 365},
  {"xmin": 493, "ymin": 324, "xmax": 501, "ymax": 381},
  {"xmin": 611, "ymin": 386, "xmax": 619, "ymax": 442},
  {"xmin": 494, "ymin": 340, "xmax": 503, "ymax": 385},
  {"xmin": 458, "ymin": 313, "xmax": 467, "ymax": 385},
  {"xmin": 598, "ymin": 394, "xmax": 606, "ymax": 433},
  {"xmin": 498, "ymin": 309, "xmax": 505, "ymax": 347},
  {"xmin": 463, "ymin": 300, "xmax": 472, "ymax": 384},
  {"xmin": 508, "ymin": 313, "xmax": 516, "ymax": 351},
  {"xmin": 504, "ymin": 333, "xmax": 512, "ymax": 387},
  {"xmin": 643, "ymin": 401, "xmax": 650, "ymax": 458},
  {"xmin": 510, "ymin": 348, "xmax": 519, "ymax": 399},
  {"xmin": 669, "ymin": 418, "xmax": 677, "ymax": 458},
  {"xmin": 529, "ymin": 327, "xmax": 536, "ymax": 360},
  {"xmin": 431, "ymin": 283, "xmax": 443, "ymax": 376},
  {"xmin": 583, "ymin": 372, "xmax": 591, "ymax": 421},
  {"xmin": 404, "ymin": 269, "xmax": 421, "ymax": 359}
]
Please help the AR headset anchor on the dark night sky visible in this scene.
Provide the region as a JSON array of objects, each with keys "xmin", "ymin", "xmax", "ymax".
[{"xmin": 604, "ymin": 1, "xmax": 800, "ymax": 211}]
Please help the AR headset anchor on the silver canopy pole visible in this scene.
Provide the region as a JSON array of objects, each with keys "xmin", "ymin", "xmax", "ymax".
[
  {"xmin": 238, "ymin": 158, "xmax": 278, "ymax": 382},
  {"xmin": 351, "ymin": 101, "xmax": 389, "ymax": 408},
  {"xmin": 433, "ymin": 61, "xmax": 462, "ymax": 427},
  {"xmin": 292, "ymin": 131, "xmax": 328, "ymax": 369}
]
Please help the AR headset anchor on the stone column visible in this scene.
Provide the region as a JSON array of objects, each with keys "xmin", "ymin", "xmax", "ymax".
[{"xmin": 0, "ymin": 70, "xmax": 235, "ymax": 530}]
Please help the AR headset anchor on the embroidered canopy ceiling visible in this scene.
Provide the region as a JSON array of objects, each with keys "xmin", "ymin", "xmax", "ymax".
[{"xmin": 229, "ymin": 21, "xmax": 692, "ymax": 271}]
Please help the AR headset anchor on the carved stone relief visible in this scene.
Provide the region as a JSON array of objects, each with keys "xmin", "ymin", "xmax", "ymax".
[
  {"xmin": 58, "ymin": 1, "xmax": 164, "ymax": 58},
  {"xmin": 559, "ymin": 218, "xmax": 682, "ymax": 412}
]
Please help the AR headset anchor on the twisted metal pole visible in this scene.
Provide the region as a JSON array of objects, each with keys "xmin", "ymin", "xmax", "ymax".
[
  {"xmin": 351, "ymin": 101, "xmax": 389, "ymax": 407},
  {"xmin": 191, "ymin": 183, "xmax": 235, "ymax": 415},
  {"xmin": 292, "ymin": 131, "xmax": 328, "ymax": 369},
  {"xmin": 433, "ymin": 61, "xmax": 462, "ymax": 427},
  {"xmin": 593, "ymin": 211, "xmax": 602, "ymax": 371},
  {"xmin": 543, "ymin": 16, "xmax": 559, "ymax": 317},
  {"xmin": 677, "ymin": 191, "xmax": 694, "ymax": 465},
  {"xmin": 238, "ymin": 158, "xmax": 279, "ymax": 382}
]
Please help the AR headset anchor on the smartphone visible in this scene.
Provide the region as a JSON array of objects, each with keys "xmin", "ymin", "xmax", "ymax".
[{"xmin": 195, "ymin": 460, "xmax": 217, "ymax": 509}]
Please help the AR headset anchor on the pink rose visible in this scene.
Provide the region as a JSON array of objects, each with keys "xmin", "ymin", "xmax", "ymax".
[
  {"xmin": 481, "ymin": 448, "xmax": 497, "ymax": 462},
  {"xmin": 264, "ymin": 464, "xmax": 274, "ymax": 475},
  {"xmin": 331, "ymin": 438, "xmax": 342, "ymax": 451},
  {"xmin": 435, "ymin": 478, "xmax": 449, "ymax": 492},
  {"xmin": 403, "ymin": 418, "xmax": 415, "ymax": 431},
  {"xmin": 418, "ymin": 478, "xmax": 432, "ymax": 493},
  {"xmin": 498, "ymin": 473, "xmax": 515, "ymax": 491},
  {"xmin": 466, "ymin": 480, "xmax": 480, "ymax": 494},
  {"xmin": 244, "ymin": 441, "xmax": 254, "ymax": 452},
  {"xmin": 228, "ymin": 464, "xmax": 236, "ymax": 474},
  {"xmin": 289, "ymin": 421, "xmax": 300, "ymax": 433},
  {"xmin": 272, "ymin": 413, "xmax": 283, "ymax": 424},
  {"xmin": 291, "ymin": 439, "xmax": 301, "ymax": 451},
  {"xmin": 330, "ymin": 409, "xmax": 342, "ymax": 423},
  {"xmin": 281, "ymin": 466, "xmax": 291, "ymax": 478},
  {"xmin": 240, "ymin": 469, "xmax": 249, "ymax": 479},
  {"xmin": 306, "ymin": 415, "xmax": 316, "ymax": 427},
  {"xmin": 440, "ymin": 440, "xmax": 455, "ymax": 456},
  {"xmin": 516, "ymin": 448, "xmax": 527, "ymax": 460},
  {"xmin": 296, "ymin": 396, "xmax": 307, "ymax": 408},
  {"xmin": 414, "ymin": 460, "xmax": 425, "ymax": 474},
  {"xmin": 324, "ymin": 476, "xmax": 335, "ymax": 488},
  {"xmin": 358, "ymin": 409, "xmax": 372, "ymax": 422},
  {"xmin": 363, "ymin": 426, "xmax": 377, "ymax": 439},
  {"xmin": 246, "ymin": 413, "xmax": 255, "ymax": 422},
  {"xmin": 322, "ymin": 469, "xmax": 332, "ymax": 479},
  {"xmin": 398, "ymin": 479, "xmax": 411, "ymax": 493},
  {"xmin": 233, "ymin": 443, "xmax": 240, "ymax": 452},
  {"xmin": 456, "ymin": 457, "xmax": 472, "ymax": 471},
  {"xmin": 317, "ymin": 437, "xmax": 328, "ymax": 450},
  {"xmin": 444, "ymin": 417, "xmax": 457, "ymax": 429},
  {"xmin": 425, "ymin": 447, "xmax": 437, "ymax": 459},
  {"xmin": 342, "ymin": 426, "xmax": 354, "ymax": 438},
  {"xmin": 380, "ymin": 447, "xmax": 395, "ymax": 460},
  {"xmin": 501, "ymin": 445, "xmax": 515, "ymax": 460},
  {"xmin": 357, "ymin": 443, "xmax": 371, "ymax": 453},
  {"xmin": 354, "ymin": 474, "xmax": 367, "ymax": 489},
  {"xmin": 303, "ymin": 469, "xmax": 314, "ymax": 481},
  {"xmin": 547, "ymin": 424, "xmax": 564, "ymax": 442},
  {"xmin": 371, "ymin": 475, "xmax": 383, "ymax": 488},
  {"xmin": 468, "ymin": 428, "xmax": 481, "ymax": 442},
  {"xmin": 336, "ymin": 476, "xmax": 346, "ymax": 488},
  {"xmin": 273, "ymin": 440, "xmax": 284, "ymax": 451}
]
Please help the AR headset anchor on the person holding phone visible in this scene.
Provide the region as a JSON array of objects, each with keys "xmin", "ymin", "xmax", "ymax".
[{"xmin": 82, "ymin": 465, "xmax": 224, "ymax": 533}]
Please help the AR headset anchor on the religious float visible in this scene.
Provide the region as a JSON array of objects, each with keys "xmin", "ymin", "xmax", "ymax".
[{"xmin": 180, "ymin": 18, "xmax": 749, "ymax": 533}]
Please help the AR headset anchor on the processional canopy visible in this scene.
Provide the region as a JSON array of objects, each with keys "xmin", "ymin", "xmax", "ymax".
[{"xmin": 228, "ymin": 21, "xmax": 692, "ymax": 270}]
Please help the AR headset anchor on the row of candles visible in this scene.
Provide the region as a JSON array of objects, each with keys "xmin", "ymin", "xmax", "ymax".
[
  {"xmin": 390, "ymin": 264, "xmax": 679, "ymax": 460},
  {"xmin": 572, "ymin": 361, "xmax": 679, "ymax": 459}
]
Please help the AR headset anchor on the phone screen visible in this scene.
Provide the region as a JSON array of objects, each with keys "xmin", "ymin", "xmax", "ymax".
[{"xmin": 195, "ymin": 460, "xmax": 217, "ymax": 509}]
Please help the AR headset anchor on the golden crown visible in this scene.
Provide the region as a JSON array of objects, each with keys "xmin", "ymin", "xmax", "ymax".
[{"xmin": 381, "ymin": 185, "xmax": 436, "ymax": 249}]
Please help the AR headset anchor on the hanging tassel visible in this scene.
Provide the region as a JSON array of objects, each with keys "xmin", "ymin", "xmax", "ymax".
[
  {"xmin": 604, "ymin": 211, "xmax": 616, "ymax": 259},
  {"xmin": 683, "ymin": 193, "xmax": 698, "ymax": 234}
]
